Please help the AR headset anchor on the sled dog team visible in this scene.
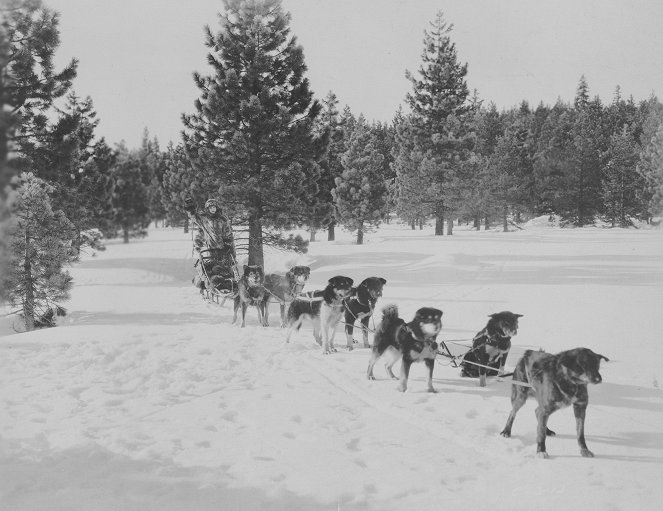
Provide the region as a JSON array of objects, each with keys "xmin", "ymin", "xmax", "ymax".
[{"xmin": 228, "ymin": 265, "xmax": 609, "ymax": 459}]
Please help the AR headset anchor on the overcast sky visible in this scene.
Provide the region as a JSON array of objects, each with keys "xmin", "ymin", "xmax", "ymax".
[{"xmin": 46, "ymin": 0, "xmax": 663, "ymax": 149}]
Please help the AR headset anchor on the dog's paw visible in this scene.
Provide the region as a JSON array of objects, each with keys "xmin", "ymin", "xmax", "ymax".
[
  {"xmin": 580, "ymin": 448, "xmax": 594, "ymax": 458},
  {"xmin": 397, "ymin": 386, "xmax": 407, "ymax": 393},
  {"xmin": 367, "ymin": 375, "xmax": 376, "ymax": 380},
  {"xmin": 427, "ymin": 387, "xmax": 437, "ymax": 393},
  {"xmin": 499, "ymin": 430, "xmax": 511, "ymax": 438},
  {"xmin": 536, "ymin": 451, "xmax": 550, "ymax": 459},
  {"xmin": 352, "ymin": 338, "xmax": 358, "ymax": 344},
  {"xmin": 546, "ymin": 428, "xmax": 556, "ymax": 437}
]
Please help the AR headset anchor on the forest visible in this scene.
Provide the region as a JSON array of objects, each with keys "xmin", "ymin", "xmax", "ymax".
[{"xmin": 1, "ymin": 0, "xmax": 662, "ymax": 330}]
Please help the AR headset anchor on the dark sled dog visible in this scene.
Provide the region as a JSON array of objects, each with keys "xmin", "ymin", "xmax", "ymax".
[
  {"xmin": 285, "ymin": 276, "xmax": 354, "ymax": 354},
  {"xmin": 500, "ymin": 348, "xmax": 609, "ymax": 458},
  {"xmin": 262, "ymin": 265, "xmax": 311, "ymax": 327},
  {"xmin": 233, "ymin": 265, "xmax": 267, "ymax": 327},
  {"xmin": 367, "ymin": 305, "xmax": 442, "ymax": 392},
  {"xmin": 344, "ymin": 277, "xmax": 387, "ymax": 350},
  {"xmin": 461, "ymin": 311, "xmax": 523, "ymax": 387}
]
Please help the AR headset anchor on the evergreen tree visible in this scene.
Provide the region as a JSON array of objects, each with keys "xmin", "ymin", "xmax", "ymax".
[
  {"xmin": 182, "ymin": 0, "xmax": 325, "ymax": 266},
  {"xmin": 488, "ymin": 112, "xmax": 534, "ymax": 231},
  {"xmin": 22, "ymin": 92, "xmax": 115, "ymax": 247},
  {"xmin": 405, "ymin": 11, "xmax": 473, "ymax": 235},
  {"xmin": 638, "ymin": 123, "xmax": 663, "ymax": 219},
  {"xmin": 308, "ymin": 91, "xmax": 342, "ymax": 241},
  {"xmin": 333, "ymin": 116, "xmax": 389, "ymax": 244},
  {"xmin": 1, "ymin": 173, "xmax": 77, "ymax": 331},
  {"xmin": 109, "ymin": 147, "xmax": 150, "ymax": 243},
  {"xmin": 0, "ymin": 0, "xmax": 77, "ymax": 194},
  {"xmin": 392, "ymin": 113, "xmax": 432, "ymax": 227},
  {"xmin": 603, "ymin": 125, "xmax": 642, "ymax": 226}
]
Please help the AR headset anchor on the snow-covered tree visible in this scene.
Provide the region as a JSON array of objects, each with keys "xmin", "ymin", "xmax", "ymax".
[
  {"xmin": 333, "ymin": 117, "xmax": 389, "ymax": 244},
  {"xmin": 1, "ymin": 173, "xmax": 77, "ymax": 331},
  {"xmin": 182, "ymin": 0, "xmax": 325, "ymax": 266}
]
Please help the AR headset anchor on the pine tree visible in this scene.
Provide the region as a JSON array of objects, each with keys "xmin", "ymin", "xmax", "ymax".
[
  {"xmin": 637, "ymin": 123, "xmax": 663, "ymax": 219},
  {"xmin": 405, "ymin": 11, "xmax": 473, "ymax": 235},
  {"xmin": 0, "ymin": 0, "xmax": 77, "ymax": 194},
  {"xmin": 109, "ymin": 147, "xmax": 150, "ymax": 243},
  {"xmin": 392, "ymin": 113, "xmax": 432, "ymax": 227},
  {"xmin": 182, "ymin": 0, "xmax": 325, "ymax": 267},
  {"xmin": 22, "ymin": 92, "xmax": 115, "ymax": 248},
  {"xmin": 603, "ymin": 125, "xmax": 642, "ymax": 226},
  {"xmin": 308, "ymin": 91, "xmax": 342, "ymax": 241},
  {"xmin": 333, "ymin": 116, "xmax": 389, "ymax": 244},
  {"xmin": 1, "ymin": 173, "xmax": 77, "ymax": 331}
]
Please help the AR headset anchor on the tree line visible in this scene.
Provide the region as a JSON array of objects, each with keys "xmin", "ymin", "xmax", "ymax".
[{"xmin": 1, "ymin": 0, "xmax": 662, "ymax": 330}]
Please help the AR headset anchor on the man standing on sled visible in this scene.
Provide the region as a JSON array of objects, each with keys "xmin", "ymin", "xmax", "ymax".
[{"xmin": 184, "ymin": 195, "xmax": 238, "ymax": 293}]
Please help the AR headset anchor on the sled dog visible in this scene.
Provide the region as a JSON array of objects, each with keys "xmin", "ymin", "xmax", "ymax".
[
  {"xmin": 367, "ymin": 305, "xmax": 442, "ymax": 392},
  {"xmin": 461, "ymin": 311, "xmax": 523, "ymax": 387},
  {"xmin": 233, "ymin": 265, "xmax": 266, "ymax": 327},
  {"xmin": 285, "ymin": 276, "xmax": 354, "ymax": 354},
  {"xmin": 500, "ymin": 348, "xmax": 609, "ymax": 458},
  {"xmin": 262, "ymin": 265, "xmax": 311, "ymax": 327},
  {"xmin": 344, "ymin": 277, "xmax": 387, "ymax": 349}
]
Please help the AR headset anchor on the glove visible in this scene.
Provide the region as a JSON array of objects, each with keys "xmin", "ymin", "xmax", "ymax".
[{"xmin": 184, "ymin": 196, "xmax": 195, "ymax": 211}]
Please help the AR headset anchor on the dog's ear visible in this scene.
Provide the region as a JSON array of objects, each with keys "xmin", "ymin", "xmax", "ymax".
[{"xmin": 558, "ymin": 351, "xmax": 583, "ymax": 375}]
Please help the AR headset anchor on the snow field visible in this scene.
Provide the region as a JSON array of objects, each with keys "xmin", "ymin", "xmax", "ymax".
[{"xmin": 1, "ymin": 222, "xmax": 662, "ymax": 511}]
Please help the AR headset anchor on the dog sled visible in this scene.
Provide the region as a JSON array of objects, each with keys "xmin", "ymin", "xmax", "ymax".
[{"xmin": 194, "ymin": 247, "xmax": 241, "ymax": 304}]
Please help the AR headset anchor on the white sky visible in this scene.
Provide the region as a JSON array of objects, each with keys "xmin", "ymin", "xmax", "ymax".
[{"xmin": 46, "ymin": 0, "xmax": 663, "ymax": 149}]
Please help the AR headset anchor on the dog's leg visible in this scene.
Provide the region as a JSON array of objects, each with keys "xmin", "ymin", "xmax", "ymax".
[
  {"xmin": 574, "ymin": 403, "xmax": 594, "ymax": 457},
  {"xmin": 279, "ymin": 303, "xmax": 286, "ymax": 328},
  {"xmin": 367, "ymin": 350, "xmax": 380, "ymax": 380},
  {"xmin": 500, "ymin": 384, "xmax": 528, "ymax": 437},
  {"xmin": 262, "ymin": 298, "xmax": 270, "ymax": 327},
  {"xmin": 425, "ymin": 358, "xmax": 436, "ymax": 393},
  {"xmin": 479, "ymin": 369, "xmax": 487, "ymax": 388},
  {"xmin": 398, "ymin": 358, "xmax": 412, "ymax": 392},
  {"xmin": 285, "ymin": 317, "xmax": 301, "ymax": 343},
  {"xmin": 384, "ymin": 347, "xmax": 400, "ymax": 379},
  {"xmin": 240, "ymin": 302, "xmax": 248, "ymax": 328},
  {"xmin": 312, "ymin": 316, "xmax": 322, "ymax": 346},
  {"xmin": 535, "ymin": 406, "xmax": 552, "ymax": 459},
  {"xmin": 329, "ymin": 323, "xmax": 338, "ymax": 352},
  {"xmin": 345, "ymin": 311, "xmax": 355, "ymax": 348},
  {"xmin": 361, "ymin": 316, "xmax": 370, "ymax": 348},
  {"xmin": 232, "ymin": 296, "xmax": 240, "ymax": 325},
  {"xmin": 256, "ymin": 302, "xmax": 265, "ymax": 327}
]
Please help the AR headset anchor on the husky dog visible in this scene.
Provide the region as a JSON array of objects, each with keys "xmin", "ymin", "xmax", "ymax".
[
  {"xmin": 500, "ymin": 348, "xmax": 609, "ymax": 458},
  {"xmin": 285, "ymin": 276, "xmax": 354, "ymax": 354},
  {"xmin": 367, "ymin": 305, "xmax": 443, "ymax": 392},
  {"xmin": 262, "ymin": 266, "xmax": 311, "ymax": 327},
  {"xmin": 461, "ymin": 311, "xmax": 523, "ymax": 387},
  {"xmin": 233, "ymin": 265, "xmax": 266, "ymax": 327},
  {"xmin": 344, "ymin": 277, "xmax": 387, "ymax": 350}
]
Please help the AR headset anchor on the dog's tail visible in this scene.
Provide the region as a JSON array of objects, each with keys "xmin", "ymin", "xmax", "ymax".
[{"xmin": 379, "ymin": 304, "xmax": 400, "ymax": 326}]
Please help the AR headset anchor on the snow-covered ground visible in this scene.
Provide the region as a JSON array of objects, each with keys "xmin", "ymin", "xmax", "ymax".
[{"xmin": 1, "ymin": 220, "xmax": 662, "ymax": 511}]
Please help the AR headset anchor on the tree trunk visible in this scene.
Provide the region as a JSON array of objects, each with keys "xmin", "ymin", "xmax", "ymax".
[
  {"xmin": 248, "ymin": 213, "xmax": 264, "ymax": 267},
  {"xmin": 484, "ymin": 216, "xmax": 490, "ymax": 230},
  {"xmin": 123, "ymin": 226, "xmax": 130, "ymax": 243},
  {"xmin": 502, "ymin": 205, "xmax": 509, "ymax": 232},
  {"xmin": 411, "ymin": 220, "xmax": 416, "ymax": 230},
  {"xmin": 446, "ymin": 216, "xmax": 453, "ymax": 235},
  {"xmin": 435, "ymin": 213, "xmax": 445, "ymax": 235},
  {"xmin": 183, "ymin": 217, "xmax": 189, "ymax": 234},
  {"xmin": 419, "ymin": 218, "xmax": 424, "ymax": 230},
  {"xmin": 310, "ymin": 229, "xmax": 317, "ymax": 242},
  {"xmin": 327, "ymin": 222, "xmax": 335, "ymax": 241},
  {"xmin": 474, "ymin": 215, "xmax": 480, "ymax": 230},
  {"xmin": 357, "ymin": 222, "xmax": 364, "ymax": 245},
  {"xmin": 23, "ymin": 232, "xmax": 35, "ymax": 332}
]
